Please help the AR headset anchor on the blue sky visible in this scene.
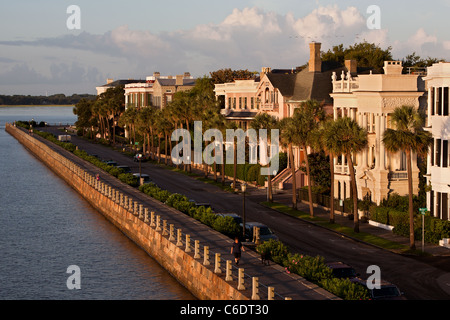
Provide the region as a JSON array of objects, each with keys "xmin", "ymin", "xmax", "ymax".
[{"xmin": 1, "ymin": 0, "xmax": 449, "ymax": 95}]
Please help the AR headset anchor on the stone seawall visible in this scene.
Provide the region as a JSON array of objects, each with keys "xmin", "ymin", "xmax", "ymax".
[{"xmin": 6, "ymin": 123, "xmax": 249, "ymax": 300}]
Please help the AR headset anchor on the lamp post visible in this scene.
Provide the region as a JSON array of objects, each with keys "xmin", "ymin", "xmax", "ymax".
[
  {"xmin": 241, "ymin": 182, "xmax": 247, "ymax": 239},
  {"xmin": 137, "ymin": 153, "xmax": 142, "ymax": 185}
]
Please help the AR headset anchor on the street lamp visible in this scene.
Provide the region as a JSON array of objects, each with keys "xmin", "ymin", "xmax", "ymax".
[
  {"xmin": 137, "ymin": 153, "xmax": 142, "ymax": 185},
  {"xmin": 241, "ymin": 182, "xmax": 247, "ymax": 239}
]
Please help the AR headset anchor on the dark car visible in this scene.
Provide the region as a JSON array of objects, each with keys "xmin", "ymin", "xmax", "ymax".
[
  {"xmin": 133, "ymin": 173, "xmax": 151, "ymax": 184},
  {"xmin": 117, "ymin": 165, "xmax": 131, "ymax": 173},
  {"xmin": 189, "ymin": 200, "xmax": 214, "ymax": 211},
  {"xmin": 104, "ymin": 160, "xmax": 117, "ymax": 167},
  {"xmin": 244, "ymin": 222, "xmax": 278, "ymax": 242},
  {"xmin": 216, "ymin": 213, "xmax": 243, "ymax": 226},
  {"xmin": 364, "ymin": 280, "xmax": 406, "ymax": 300},
  {"xmin": 326, "ymin": 262, "xmax": 361, "ymax": 282}
]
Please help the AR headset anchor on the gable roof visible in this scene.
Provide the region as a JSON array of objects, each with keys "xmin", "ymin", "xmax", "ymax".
[
  {"xmin": 100, "ymin": 79, "xmax": 146, "ymax": 87},
  {"xmin": 263, "ymin": 62, "xmax": 346, "ymax": 105}
]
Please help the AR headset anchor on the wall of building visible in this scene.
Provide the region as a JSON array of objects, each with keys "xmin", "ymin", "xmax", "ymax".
[{"xmin": 5, "ymin": 123, "xmax": 250, "ymax": 300}]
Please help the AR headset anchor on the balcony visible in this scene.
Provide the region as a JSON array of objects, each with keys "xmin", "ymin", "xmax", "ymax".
[
  {"xmin": 332, "ymin": 71, "xmax": 359, "ymax": 93},
  {"xmin": 389, "ymin": 171, "xmax": 408, "ymax": 181}
]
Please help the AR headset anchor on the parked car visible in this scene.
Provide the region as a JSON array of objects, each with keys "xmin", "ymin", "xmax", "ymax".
[
  {"xmin": 216, "ymin": 213, "xmax": 243, "ymax": 226},
  {"xmin": 325, "ymin": 262, "xmax": 361, "ymax": 282},
  {"xmin": 357, "ymin": 279, "xmax": 406, "ymax": 300},
  {"xmin": 133, "ymin": 173, "xmax": 151, "ymax": 184},
  {"xmin": 244, "ymin": 222, "xmax": 278, "ymax": 242},
  {"xmin": 117, "ymin": 165, "xmax": 131, "ymax": 173},
  {"xmin": 189, "ymin": 200, "xmax": 214, "ymax": 211},
  {"xmin": 103, "ymin": 160, "xmax": 117, "ymax": 167}
]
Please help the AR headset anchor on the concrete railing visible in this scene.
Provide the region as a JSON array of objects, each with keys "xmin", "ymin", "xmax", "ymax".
[{"xmin": 5, "ymin": 123, "xmax": 292, "ymax": 300}]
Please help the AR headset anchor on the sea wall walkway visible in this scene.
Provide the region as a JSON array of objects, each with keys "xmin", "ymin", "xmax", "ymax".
[{"xmin": 5, "ymin": 123, "xmax": 337, "ymax": 301}]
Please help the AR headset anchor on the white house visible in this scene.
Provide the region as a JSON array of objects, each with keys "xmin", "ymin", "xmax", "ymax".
[{"xmin": 424, "ymin": 62, "xmax": 450, "ymax": 221}]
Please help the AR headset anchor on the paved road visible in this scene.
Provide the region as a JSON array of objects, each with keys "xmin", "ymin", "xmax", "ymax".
[{"xmin": 46, "ymin": 128, "xmax": 450, "ymax": 300}]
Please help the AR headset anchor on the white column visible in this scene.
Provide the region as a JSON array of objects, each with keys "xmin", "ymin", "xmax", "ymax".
[
  {"xmin": 380, "ymin": 114, "xmax": 386, "ymax": 170},
  {"xmin": 375, "ymin": 114, "xmax": 380, "ymax": 169}
]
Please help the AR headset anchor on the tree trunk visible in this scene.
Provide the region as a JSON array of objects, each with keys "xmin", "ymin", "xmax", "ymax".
[
  {"xmin": 329, "ymin": 152, "xmax": 335, "ymax": 224},
  {"xmin": 304, "ymin": 145, "xmax": 314, "ymax": 217},
  {"xmin": 289, "ymin": 144, "xmax": 297, "ymax": 209},
  {"xmin": 347, "ymin": 153, "xmax": 359, "ymax": 233},
  {"xmin": 406, "ymin": 149, "xmax": 415, "ymax": 250}
]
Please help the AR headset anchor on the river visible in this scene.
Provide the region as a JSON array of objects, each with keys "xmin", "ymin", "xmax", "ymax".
[{"xmin": 0, "ymin": 106, "xmax": 195, "ymax": 300}]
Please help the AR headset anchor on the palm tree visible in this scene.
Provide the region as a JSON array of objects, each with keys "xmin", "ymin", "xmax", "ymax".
[
  {"xmin": 280, "ymin": 117, "xmax": 299, "ymax": 209},
  {"xmin": 292, "ymin": 100, "xmax": 325, "ymax": 217},
  {"xmin": 250, "ymin": 113, "xmax": 279, "ymax": 202},
  {"xmin": 382, "ymin": 105, "xmax": 433, "ymax": 250},
  {"xmin": 325, "ymin": 117, "xmax": 368, "ymax": 233},
  {"xmin": 312, "ymin": 117, "xmax": 337, "ymax": 223}
]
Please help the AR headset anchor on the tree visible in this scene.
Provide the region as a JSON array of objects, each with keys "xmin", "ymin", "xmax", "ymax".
[
  {"xmin": 291, "ymin": 100, "xmax": 325, "ymax": 217},
  {"xmin": 313, "ymin": 117, "xmax": 338, "ymax": 223},
  {"xmin": 250, "ymin": 113, "xmax": 279, "ymax": 202},
  {"xmin": 382, "ymin": 106, "xmax": 433, "ymax": 249},
  {"xmin": 280, "ymin": 117, "xmax": 300, "ymax": 209},
  {"xmin": 325, "ymin": 117, "xmax": 368, "ymax": 232},
  {"xmin": 321, "ymin": 41, "xmax": 393, "ymax": 73}
]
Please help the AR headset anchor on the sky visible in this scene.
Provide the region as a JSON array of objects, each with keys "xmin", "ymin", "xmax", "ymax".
[{"xmin": 1, "ymin": 0, "xmax": 450, "ymax": 96}]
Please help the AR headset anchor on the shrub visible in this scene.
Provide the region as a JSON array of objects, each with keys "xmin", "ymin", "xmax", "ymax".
[
  {"xmin": 118, "ymin": 173, "xmax": 138, "ymax": 187},
  {"xmin": 256, "ymin": 239, "xmax": 289, "ymax": 265},
  {"xmin": 285, "ymin": 253, "xmax": 333, "ymax": 284},
  {"xmin": 212, "ymin": 216, "xmax": 241, "ymax": 238},
  {"xmin": 320, "ymin": 278, "xmax": 370, "ymax": 300}
]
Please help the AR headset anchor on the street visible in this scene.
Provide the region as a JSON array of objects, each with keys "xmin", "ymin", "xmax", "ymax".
[{"xmin": 49, "ymin": 129, "xmax": 450, "ymax": 300}]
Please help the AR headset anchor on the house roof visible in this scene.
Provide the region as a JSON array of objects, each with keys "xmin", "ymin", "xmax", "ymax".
[
  {"xmin": 264, "ymin": 62, "xmax": 346, "ymax": 105},
  {"xmin": 100, "ymin": 79, "xmax": 146, "ymax": 87},
  {"xmin": 156, "ymin": 78, "xmax": 197, "ymax": 87},
  {"xmin": 225, "ymin": 111, "xmax": 258, "ymax": 119}
]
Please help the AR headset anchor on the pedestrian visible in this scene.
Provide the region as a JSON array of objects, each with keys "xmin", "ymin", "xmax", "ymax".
[
  {"xmin": 231, "ymin": 237, "xmax": 245, "ymax": 265},
  {"xmin": 96, "ymin": 174, "xmax": 100, "ymax": 181}
]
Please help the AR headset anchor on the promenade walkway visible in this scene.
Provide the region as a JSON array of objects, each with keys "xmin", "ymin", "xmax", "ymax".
[
  {"xmin": 28, "ymin": 127, "xmax": 338, "ymax": 301},
  {"xmin": 35, "ymin": 126, "xmax": 450, "ymax": 299}
]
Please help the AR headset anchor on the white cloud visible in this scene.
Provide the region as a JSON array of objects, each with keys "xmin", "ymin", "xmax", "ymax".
[{"xmin": 0, "ymin": 5, "xmax": 449, "ymax": 95}]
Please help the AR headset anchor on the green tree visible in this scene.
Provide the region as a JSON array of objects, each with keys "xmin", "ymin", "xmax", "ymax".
[
  {"xmin": 250, "ymin": 113, "xmax": 279, "ymax": 202},
  {"xmin": 280, "ymin": 116, "xmax": 300, "ymax": 209},
  {"xmin": 382, "ymin": 106, "xmax": 433, "ymax": 249},
  {"xmin": 325, "ymin": 117, "xmax": 368, "ymax": 232},
  {"xmin": 292, "ymin": 100, "xmax": 325, "ymax": 217},
  {"xmin": 321, "ymin": 41, "xmax": 393, "ymax": 73}
]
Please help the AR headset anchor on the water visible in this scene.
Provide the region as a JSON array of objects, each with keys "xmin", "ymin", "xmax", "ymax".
[{"xmin": 0, "ymin": 106, "xmax": 195, "ymax": 300}]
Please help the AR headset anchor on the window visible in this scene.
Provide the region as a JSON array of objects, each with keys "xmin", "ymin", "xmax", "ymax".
[
  {"xmin": 431, "ymin": 88, "xmax": 435, "ymax": 116},
  {"xmin": 251, "ymin": 97, "xmax": 254, "ymax": 109},
  {"xmin": 233, "ymin": 98, "xmax": 236, "ymax": 109},
  {"xmin": 437, "ymin": 88, "xmax": 442, "ymax": 115},
  {"xmin": 443, "ymin": 140, "xmax": 449, "ymax": 168},
  {"xmin": 431, "ymin": 140, "xmax": 434, "ymax": 166},
  {"xmin": 244, "ymin": 97, "xmax": 247, "ymax": 109},
  {"xmin": 228, "ymin": 97, "xmax": 231, "ymax": 108},
  {"xmin": 239, "ymin": 97, "xmax": 242, "ymax": 109},
  {"xmin": 436, "ymin": 139, "xmax": 442, "ymax": 167},
  {"xmin": 444, "ymin": 87, "xmax": 449, "ymax": 116}
]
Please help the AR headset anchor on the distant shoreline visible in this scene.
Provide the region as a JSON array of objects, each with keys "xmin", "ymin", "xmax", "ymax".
[{"xmin": 0, "ymin": 105, "xmax": 75, "ymax": 107}]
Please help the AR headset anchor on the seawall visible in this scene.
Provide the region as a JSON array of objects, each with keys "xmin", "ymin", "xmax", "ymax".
[{"xmin": 5, "ymin": 123, "xmax": 250, "ymax": 300}]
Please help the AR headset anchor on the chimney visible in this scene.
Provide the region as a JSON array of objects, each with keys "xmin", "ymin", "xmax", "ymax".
[
  {"xmin": 345, "ymin": 60, "xmax": 357, "ymax": 74},
  {"xmin": 260, "ymin": 67, "xmax": 271, "ymax": 80},
  {"xmin": 176, "ymin": 75, "xmax": 184, "ymax": 86},
  {"xmin": 383, "ymin": 61, "xmax": 403, "ymax": 75},
  {"xmin": 184, "ymin": 72, "xmax": 191, "ymax": 78},
  {"xmin": 153, "ymin": 72, "xmax": 161, "ymax": 78},
  {"xmin": 106, "ymin": 78, "xmax": 114, "ymax": 85},
  {"xmin": 309, "ymin": 42, "xmax": 322, "ymax": 73}
]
